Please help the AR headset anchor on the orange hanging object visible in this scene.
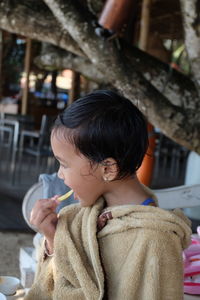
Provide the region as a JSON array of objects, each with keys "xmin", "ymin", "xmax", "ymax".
[
  {"xmin": 98, "ymin": 0, "xmax": 136, "ymax": 33},
  {"xmin": 137, "ymin": 123, "xmax": 156, "ymax": 186}
]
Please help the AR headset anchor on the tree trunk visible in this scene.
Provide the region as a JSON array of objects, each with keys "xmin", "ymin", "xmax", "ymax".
[
  {"xmin": 0, "ymin": 0, "xmax": 200, "ymax": 153},
  {"xmin": 0, "ymin": 0, "xmax": 84, "ymax": 56},
  {"xmin": 35, "ymin": 44, "xmax": 106, "ymax": 84},
  {"xmin": 180, "ymin": 0, "xmax": 200, "ymax": 91},
  {"xmin": 43, "ymin": 0, "xmax": 200, "ymax": 153}
]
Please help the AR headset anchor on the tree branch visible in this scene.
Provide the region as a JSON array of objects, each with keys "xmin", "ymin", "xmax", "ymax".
[
  {"xmin": 43, "ymin": 0, "xmax": 200, "ymax": 152},
  {"xmin": 0, "ymin": 0, "xmax": 84, "ymax": 56},
  {"xmin": 86, "ymin": 0, "xmax": 104, "ymax": 15},
  {"xmin": 180, "ymin": 0, "xmax": 200, "ymax": 90},
  {"xmin": 36, "ymin": 41, "xmax": 199, "ymax": 111},
  {"xmin": 35, "ymin": 44, "xmax": 106, "ymax": 83},
  {"xmin": 122, "ymin": 42, "xmax": 200, "ymax": 110},
  {"xmin": 1, "ymin": 0, "xmax": 198, "ymax": 111},
  {"xmin": 1, "ymin": 0, "xmax": 200, "ymax": 151}
]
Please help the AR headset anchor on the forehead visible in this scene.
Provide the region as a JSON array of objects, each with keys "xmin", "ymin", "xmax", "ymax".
[
  {"xmin": 51, "ymin": 128, "xmax": 76, "ymax": 158},
  {"xmin": 51, "ymin": 128, "xmax": 92, "ymax": 169},
  {"xmin": 51, "ymin": 126, "xmax": 71, "ymax": 142}
]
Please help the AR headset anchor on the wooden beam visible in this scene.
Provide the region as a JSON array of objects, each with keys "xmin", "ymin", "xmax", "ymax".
[
  {"xmin": 21, "ymin": 38, "xmax": 32, "ymax": 115},
  {"xmin": 139, "ymin": 0, "xmax": 152, "ymax": 51},
  {"xmin": 0, "ymin": 30, "xmax": 3, "ymax": 102},
  {"xmin": 137, "ymin": 0, "xmax": 155, "ymax": 186},
  {"xmin": 68, "ymin": 71, "xmax": 80, "ymax": 105}
]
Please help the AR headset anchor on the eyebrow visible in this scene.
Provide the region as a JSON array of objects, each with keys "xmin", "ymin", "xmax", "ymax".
[{"xmin": 55, "ymin": 156, "xmax": 68, "ymax": 164}]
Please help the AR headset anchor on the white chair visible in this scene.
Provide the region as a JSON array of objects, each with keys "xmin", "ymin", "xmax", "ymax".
[
  {"xmin": 17, "ymin": 115, "xmax": 56, "ymax": 182},
  {"xmin": 0, "ymin": 119, "xmax": 20, "ymax": 183},
  {"xmin": 21, "ymin": 183, "xmax": 200, "ymax": 298},
  {"xmin": 155, "ymin": 184, "xmax": 200, "ymax": 210},
  {"xmin": 22, "ymin": 182, "xmax": 200, "ymax": 230},
  {"xmin": 22, "ymin": 181, "xmax": 43, "ymax": 232}
]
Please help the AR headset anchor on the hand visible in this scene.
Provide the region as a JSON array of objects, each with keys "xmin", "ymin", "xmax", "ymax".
[{"xmin": 30, "ymin": 195, "xmax": 59, "ymax": 253}]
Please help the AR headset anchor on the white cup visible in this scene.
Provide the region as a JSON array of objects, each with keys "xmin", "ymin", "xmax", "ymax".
[
  {"xmin": 0, "ymin": 276, "xmax": 20, "ymax": 296},
  {"xmin": 0, "ymin": 292, "xmax": 6, "ymax": 300}
]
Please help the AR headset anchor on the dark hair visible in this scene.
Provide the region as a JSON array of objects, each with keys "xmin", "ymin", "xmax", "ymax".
[{"xmin": 53, "ymin": 90, "xmax": 148, "ymax": 180}]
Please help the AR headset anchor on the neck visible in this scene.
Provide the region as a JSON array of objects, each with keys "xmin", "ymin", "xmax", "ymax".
[{"xmin": 103, "ymin": 175, "xmax": 151, "ymax": 207}]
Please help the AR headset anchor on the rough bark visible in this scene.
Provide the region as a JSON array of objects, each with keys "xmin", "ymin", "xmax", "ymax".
[
  {"xmin": 35, "ymin": 44, "xmax": 106, "ymax": 83},
  {"xmin": 0, "ymin": 0, "xmax": 84, "ymax": 56},
  {"xmin": 86, "ymin": 0, "xmax": 104, "ymax": 15},
  {"xmin": 43, "ymin": 0, "xmax": 200, "ymax": 153},
  {"xmin": 0, "ymin": 0, "xmax": 198, "ymax": 110},
  {"xmin": 37, "ymin": 42, "xmax": 199, "ymax": 111},
  {"xmin": 180, "ymin": 0, "xmax": 200, "ymax": 90},
  {"xmin": 0, "ymin": 0, "xmax": 200, "ymax": 152},
  {"xmin": 123, "ymin": 43, "xmax": 200, "ymax": 110}
]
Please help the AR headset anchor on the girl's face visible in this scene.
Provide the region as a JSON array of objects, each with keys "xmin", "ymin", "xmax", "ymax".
[{"xmin": 51, "ymin": 130, "xmax": 106, "ymax": 207}]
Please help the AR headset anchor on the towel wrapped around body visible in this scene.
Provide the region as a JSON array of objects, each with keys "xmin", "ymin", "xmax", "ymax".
[{"xmin": 25, "ymin": 197, "xmax": 191, "ymax": 300}]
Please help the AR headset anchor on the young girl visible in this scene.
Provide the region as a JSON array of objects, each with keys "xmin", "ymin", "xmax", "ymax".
[{"xmin": 26, "ymin": 90, "xmax": 191, "ymax": 300}]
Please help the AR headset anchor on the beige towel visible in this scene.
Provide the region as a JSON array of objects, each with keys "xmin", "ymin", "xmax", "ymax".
[{"xmin": 25, "ymin": 197, "xmax": 191, "ymax": 300}]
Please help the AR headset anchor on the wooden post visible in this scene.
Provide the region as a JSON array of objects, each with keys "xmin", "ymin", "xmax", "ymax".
[
  {"xmin": 0, "ymin": 30, "xmax": 3, "ymax": 102},
  {"xmin": 81, "ymin": 76, "xmax": 90, "ymax": 94},
  {"xmin": 137, "ymin": 123, "xmax": 156, "ymax": 186},
  {"xmin": 139, "ymin": 0, "xmax": 152, "ymax": 51},
  {"xmin": 21, "ymin": 38, "xmax": 32, "ymax": 115},
  {"xmin": 68, "ymin": 71, "xmax": 80, "ymax": 105},
  {"xmin": 137, "ymin": 0, "xmax": 156, "ymax": 187}
]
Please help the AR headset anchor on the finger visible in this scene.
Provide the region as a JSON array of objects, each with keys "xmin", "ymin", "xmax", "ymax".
[
  {"xmin": 30, "ymin": 198, "xmax": 60, "ymax": 224},
  {"xmin": 51, "ymin": 195, "xmax": 61, "ymax": 205},
  {"xmin": 30, "ymin": 199, "xmax": 58, "ymax": 220},
  {"xmin": 41, "ymin": 212, "xmax": 58, "ymax": 228},
  {"xmin": 51, "ymin": 194, "xmax": 60, "ymax": 200},
  {"xmin": 38, "ymin": 212, "xmax": 58, "ymax": 236},
  {"xmin": 35, "ymin": 198, "xmax": 59, "ymax": 210},
  {"xmin": 30, "ymin": 210, "xmax": 57, "ymax": 230},
  {"xmin": 30, "ymin": 207, "xmax": 54, "ymax": 227}
]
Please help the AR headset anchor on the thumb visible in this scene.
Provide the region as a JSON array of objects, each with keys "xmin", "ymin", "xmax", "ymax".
[{"xmin": 51, "ymin": 194, "xmax": 60, "ymax": 200}]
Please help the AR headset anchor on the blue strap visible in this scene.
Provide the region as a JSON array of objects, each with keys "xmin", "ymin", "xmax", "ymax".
[{"xmin": 141, "ymin": 198, "xmax": 155, "ymax": 206}]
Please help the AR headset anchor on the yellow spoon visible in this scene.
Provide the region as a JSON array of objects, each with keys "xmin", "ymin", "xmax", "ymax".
[{"xmin": 57, "ymin": 190, "xmax": 73, "ymax": 201}]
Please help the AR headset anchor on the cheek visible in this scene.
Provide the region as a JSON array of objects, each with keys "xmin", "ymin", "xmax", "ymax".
[
  {"xmin": 59, "ymin": 162, "xmax": 102, "ymax": 192},
  {"xmin": 61, "ymin": 168, "xmax": 81, "ymax": 190},
  {"xmin": 62, "ymin": 169, "xmax": 73, "ymax": 182},
  {"xmin": 58, "ymin": 167, "xmax": 72, "ymax": 183},
  {"xmin": 80, "ymin": 162, "xmax": 102, "ymax": 180}
]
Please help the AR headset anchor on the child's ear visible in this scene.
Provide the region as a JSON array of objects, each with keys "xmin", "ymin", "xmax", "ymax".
[{"xmin": 101, "ymin": 158, "xmax": 119, "ymax": 182}]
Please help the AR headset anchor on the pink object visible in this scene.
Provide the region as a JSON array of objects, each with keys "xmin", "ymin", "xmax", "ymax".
[
  {"xmin": 183, "ymin": 228, "xmax": 200, "ymax": 294},
  {"xmin": 197, "ymin": 226, "xmax": 200, "ymax": 237}
]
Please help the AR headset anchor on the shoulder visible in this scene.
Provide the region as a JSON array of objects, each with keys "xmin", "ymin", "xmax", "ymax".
[{"xmin": 98, "ymin": 205, "xmax": 191, "ymax": 248}]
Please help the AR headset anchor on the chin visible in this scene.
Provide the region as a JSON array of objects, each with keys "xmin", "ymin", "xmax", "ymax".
[
  {"xmin": 80, "ymin": 203, "xmax": 89, "ymax": 207},
  {"xmin": 79, "ymin": 198, "xmax": 95, "ymax": 207},
  {"xmin": 79, "ymin": 202, "xmax": 91, "ymax": 207}
]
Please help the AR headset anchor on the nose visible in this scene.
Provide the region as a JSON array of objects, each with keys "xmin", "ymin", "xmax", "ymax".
[{"xmin": 57, "ymin": 167, "xmax": 64, "ymax": 180}]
